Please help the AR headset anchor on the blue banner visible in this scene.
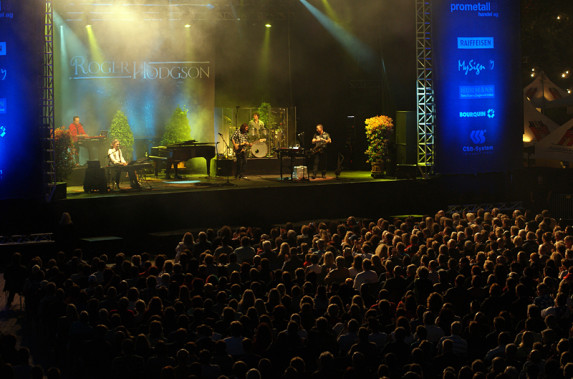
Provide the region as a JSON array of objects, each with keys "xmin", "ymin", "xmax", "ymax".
[
  {"xmin": 0, "ymin": 0, "xmax": 44, "ymax": 199},
  {"xmin": 433, "ymin": 0, "xmax": 522, "ymax": 174}
]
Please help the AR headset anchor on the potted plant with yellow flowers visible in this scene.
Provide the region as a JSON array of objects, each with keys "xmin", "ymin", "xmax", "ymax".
[
  {"xmin": 53, "ymin": 126, "xmax": 75, "ymax": 182},
  {"xmin": 364, "ymin": 115, "xmax": 394, "ymax": 178}
]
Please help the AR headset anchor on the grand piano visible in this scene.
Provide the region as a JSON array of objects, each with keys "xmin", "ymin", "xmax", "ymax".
[{"xmin": 149, "ymin": 140, "xmax": 216, "ymax": 178}]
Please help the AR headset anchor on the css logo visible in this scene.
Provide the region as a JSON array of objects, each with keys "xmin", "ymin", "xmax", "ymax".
[
  {"xmin": 487, "ymin": 109, "xmax": 495, "ymax": 118},
  {"xmin": 470, "ymin": 130, "xmax": 486, "ymax": 144}
]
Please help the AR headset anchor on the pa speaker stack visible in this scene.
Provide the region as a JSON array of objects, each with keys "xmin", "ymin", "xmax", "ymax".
[{"xmin": 83, "ymin": 161, "xmax": 108, "ymax": 193}]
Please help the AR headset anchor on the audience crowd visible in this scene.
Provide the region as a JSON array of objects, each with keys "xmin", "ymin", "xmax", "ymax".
[{"xmin": 2, "ymin": 208, "xmax": 573, "ymax": 379}]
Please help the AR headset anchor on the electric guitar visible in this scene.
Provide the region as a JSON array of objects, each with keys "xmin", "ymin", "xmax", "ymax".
[
  {"xmin": 234, "ymin": 139, "xmax": 266, "ymax": 154},
  {"xmin": 311, "ymin": 141, "xmax": 327, "ymax": 154}
]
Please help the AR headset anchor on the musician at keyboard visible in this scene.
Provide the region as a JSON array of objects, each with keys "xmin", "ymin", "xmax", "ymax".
[
  {"xmin": 68, "ymin": 116, "xmax": 88, "ymax": 165},
  {"xmin": 108, "ymin": 139, "xmax": 140, "ymax": 190}
]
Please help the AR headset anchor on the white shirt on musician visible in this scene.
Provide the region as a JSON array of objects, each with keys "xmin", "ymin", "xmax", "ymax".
[{"xmin": 108, "ymin": 148, "xmax": 126, "ymax": 165}]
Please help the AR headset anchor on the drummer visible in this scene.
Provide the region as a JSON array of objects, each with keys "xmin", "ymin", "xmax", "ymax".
[{"xmin": 248, "ymin": 112, "xmax": 265, "ymax": 137}]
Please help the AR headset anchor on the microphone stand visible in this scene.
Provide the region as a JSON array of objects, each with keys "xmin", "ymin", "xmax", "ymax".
[
  {"xmin": 218, "ymin": 133, "xmax": 231, "ymax": 159},
  {"xmin": 106, "ymin": 150, "xmax": 117, "ymax": 191},
  {"xmin": 217, "ymin": 135, "xmax": 235, "ymax": 186}
]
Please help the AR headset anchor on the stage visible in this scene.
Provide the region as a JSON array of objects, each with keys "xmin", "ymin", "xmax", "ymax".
[
  {"xmin": 56, "ymin": 168, "xmax": 527, "ymax": 237},
  {"xmin": 1, "ymin": 0, "xmax": 543, "ymax": 257},
  {"xmin": 2, "ymin": 166, "xmax": 571, "ymax": 258},
  {"xmin": 60, "ymin": 169, "xmax": 431, "ymax": 233}
]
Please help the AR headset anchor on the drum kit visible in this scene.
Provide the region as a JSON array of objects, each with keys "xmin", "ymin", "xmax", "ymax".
[{"xmin": 231, "ymin": 125, "xmax": 286, "ymax": 158}]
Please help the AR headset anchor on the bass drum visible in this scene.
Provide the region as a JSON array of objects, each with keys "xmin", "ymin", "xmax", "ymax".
[{"xmin": 251, "ymin": 141, "xmax": 268, "ymax": 158}]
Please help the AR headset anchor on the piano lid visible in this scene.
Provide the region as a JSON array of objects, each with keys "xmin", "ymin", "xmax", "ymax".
[
  {"xmin": 164, "ymin": 140, "xmax": 216, "ymax": 148},
  {"xmin": 167, "ymin": 139, "xmax": 197, "ymax": 146}
]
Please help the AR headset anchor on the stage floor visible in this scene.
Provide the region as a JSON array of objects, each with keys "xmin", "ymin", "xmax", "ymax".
[{"xmin": 65, "ymin": 170, "xmax": 389, "ymax": 198}]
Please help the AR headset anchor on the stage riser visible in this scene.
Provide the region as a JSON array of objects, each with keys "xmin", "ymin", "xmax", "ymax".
[
  {"xmin": 4, "ymin": 169, "xmax": 567, "ymax": 257},
  {"xmin": 50, "ymin": 171, "xmax": 537, "ymax": 248},
  {"xmin": 52, "ymin": 179, "xmax": 436, "ymax": 244}
]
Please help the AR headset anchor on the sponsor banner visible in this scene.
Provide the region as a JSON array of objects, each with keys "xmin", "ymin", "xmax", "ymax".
[
  {"xmin": 459, "ymin": 85, "xmax": 495, "ymax": 99},
  {"xmin": 458, "ymin": 58, "xmax": 494, "ymax": 76},
  {"xmin": 457, "ymin": 37, "xmax": 494, "ymax": 49},
  {"xmin": 0, "ymin": 0, "xmax": 45, "ymax": 199},
  {"xmin": 450, "ymin": 1, "xmax": 499, "ymax": 17},
  {"xmin": 433, "ymin": 0, "xmax": 521, "ymax": 173},
  {"xmin": 459, "ymin": 108, "xmax": 495, "ymax": 118}
]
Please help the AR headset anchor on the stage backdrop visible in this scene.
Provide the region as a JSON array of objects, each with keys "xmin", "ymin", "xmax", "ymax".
[
  {"xmin": 433, "ymin": 0, "xmax": 522, "ymax": 174},
  {"xmin": 0, "ymin": 0, "xmax": 44, "ymax": 200},
  {"xmin": 54, "ymin": 13, "xmax": 215, "ymax": 161}
]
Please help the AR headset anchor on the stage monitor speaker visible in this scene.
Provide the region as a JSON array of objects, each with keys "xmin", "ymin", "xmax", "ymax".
[
  {"xmin": 396, "ymin": 164, "xmax": 418, "ymax": 180},
  {"xmin": 53, "ymin": 182, "xmax": 67, "ymax": 200},
  {"xmin": 216, "ymin": 159, "xmax": 234, "ymax": 177},
  {"xmin": 395, "ymin": 111, "xmax": 417, "ymax": 165},
  {"xmin": 83, "ymin": 167, "xmax": 107, "ymax": 193}
]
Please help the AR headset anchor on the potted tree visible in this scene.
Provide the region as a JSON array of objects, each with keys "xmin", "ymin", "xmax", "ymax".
[
  {"xmin": 108, "ymin": 110, "xmax": 135, "ymax": 161},
  {"xmin": 257, "ymin": 102, "xmax": 272, "ymax": 128},
  {"xmin": 364, "ymin": 115, "xmax": 394, "ymax": 178},
  {"xmin": 161, "ymin": 106, "xmax": 191, "ymax": 145}
]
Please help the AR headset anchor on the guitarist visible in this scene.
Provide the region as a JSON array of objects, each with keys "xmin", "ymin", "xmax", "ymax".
[
  {"xmin": 311, "ymin": 124, "xmax": 331, "ymax": 179},
  {"xmin": 232, "ymin": 123, "xmax": 251, "ymax": 179}
]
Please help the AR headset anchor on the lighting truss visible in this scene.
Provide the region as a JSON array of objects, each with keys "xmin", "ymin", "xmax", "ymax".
[
  {"xmin": 43, "ymin": 0, "xmax": 56, "ymax": 201},
  {"xmin": 58, "ymin": 0, "xmax": 291, "ymax": 23},
  {"xmin": 415, "ymin": 0, "xmax": 435, "ymax": 177}
]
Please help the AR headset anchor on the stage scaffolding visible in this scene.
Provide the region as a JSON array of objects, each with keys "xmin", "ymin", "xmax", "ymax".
[
  {"xmin": 43, "ymin": 0, "xmax": 56, "ymax": 201},
  {"xmin": 415, "ymin": 0, "xmax": 435, "ymax": 177}
]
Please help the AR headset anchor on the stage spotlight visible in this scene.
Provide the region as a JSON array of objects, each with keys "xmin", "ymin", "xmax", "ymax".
[
  {"xmin": 184, "ymin": 24, "xmax": 191, "ymax": 28},
  {"xmin": 86, "ymin": 24, "xmax": 92, "ymax": 28},
  {"xmin": 299, "ymin": 0, "xmax": 376, "ymax": 70},
  {"xmin": 265, "ymin": 23, "xmax": 272, "ymax": 28}
]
